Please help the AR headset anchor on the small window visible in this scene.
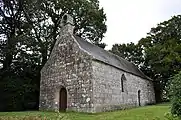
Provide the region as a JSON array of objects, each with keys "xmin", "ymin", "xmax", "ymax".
[
  {"xmin": 121, "ymin": 74, "xmax": 126, "ymax": 92},
  {"xmin": 62, "ymin": 15, "xmax": 68, "ymax": 25},
  {"xmin": 138, "ymin": 90, "xmax": 141, "ymax": 106}
]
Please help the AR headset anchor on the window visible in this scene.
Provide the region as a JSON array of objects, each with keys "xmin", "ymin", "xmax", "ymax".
[
  {"xmin": 121, "ymin": 74, "xmax": 126, "ymax": 92},
  {"xmin": 138, "ymin": 90, "xmax": 141, "ymax": 106}
]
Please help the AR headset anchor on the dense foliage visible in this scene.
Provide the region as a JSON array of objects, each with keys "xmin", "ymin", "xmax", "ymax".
[
  {"xmin": 169, "ymin": 71, "xmax": 181, "ymax": 117},
  {"xmin": 110, "ymin": 42, "xmax": 144, "ymax": 67},
  {"xmin": 0, "ymin": 0, "xmax": 107, "ymax": 111}
]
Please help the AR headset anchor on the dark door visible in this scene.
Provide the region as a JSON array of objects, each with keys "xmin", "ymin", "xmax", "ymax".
[
  {"xmin": 59, "ymin": 87, "xmax": 67, "ymax": 111},
  {"xmin": 138, "ymin": 90, "xmax": 141, "ymax": 106}
]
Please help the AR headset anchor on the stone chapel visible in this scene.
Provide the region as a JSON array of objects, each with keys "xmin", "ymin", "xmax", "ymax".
[{"xmin": 39, "ymin": 14, "xmax": 155, "ymax": 113}]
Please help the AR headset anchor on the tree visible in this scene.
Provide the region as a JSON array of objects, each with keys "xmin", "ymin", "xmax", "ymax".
[
  {"xmin": 141, "ymin": 16, "xmax": 181, "ymax": 101},
  {"xmin": 0, "ymin": 0, "xmax": 107, "ymax": 111},
  {"xmin": 22, "ymin": 0, "xmax": 107, "ymax": 66},
  {"xmin": 0, "ymin": 0, "xmax": 26, "ymax": 70},
  {"xmin": 0, "ymin": 0, "xmax": 40, "ymax": 111},
  {"xmin": 169, "ymin": 71, "xmax": 181, "ymax": 118},
  {"xmin": 110, "ymin": 42, "xmax": 144, "ymax": 67},
  {"xmin": 0, "ymin": 0, "xmax": 107, "ymax": 69}
]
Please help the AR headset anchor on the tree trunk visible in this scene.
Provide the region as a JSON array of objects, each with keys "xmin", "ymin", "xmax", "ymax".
[{"xmin": 154, "ymin": 81, "xmax": 162, "ymax": 103}]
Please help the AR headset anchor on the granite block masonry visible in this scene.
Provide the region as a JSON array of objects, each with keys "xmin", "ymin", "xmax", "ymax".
[{"xmin": 39, "ymin": 14, "xmax": 156, "ymax": 113}]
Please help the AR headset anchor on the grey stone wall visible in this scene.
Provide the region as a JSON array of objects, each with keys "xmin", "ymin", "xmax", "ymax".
[
  {"xmin": 39, "ymin": 33, "xmax": 94, "ymax": 112},
  {"xmin": 40, "ymin": 32, "xmax": 155, "ymax": 113},
  {"xmin": 92, "ymin": 60, "xmax": 155, "ymax": 112}
]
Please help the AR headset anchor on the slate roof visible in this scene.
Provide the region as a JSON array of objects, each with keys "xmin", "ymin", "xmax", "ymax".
[{"xmin": 74, "ymin": 35, "xmax": 152, "ymax": 81}]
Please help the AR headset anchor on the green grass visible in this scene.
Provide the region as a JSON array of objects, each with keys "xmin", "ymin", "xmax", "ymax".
[{"xmin": 0, "ymin": 104, "xmax": 172, "ymax": 120}]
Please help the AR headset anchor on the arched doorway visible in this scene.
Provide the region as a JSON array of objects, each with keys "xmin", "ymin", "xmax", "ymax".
[
  {"xmin": 59, "ymin": 87, "xmax": 67, "ymax": 111},
  {"xmin": 138, "ymin": 90, "xmax": 141, "ymax": 106}
]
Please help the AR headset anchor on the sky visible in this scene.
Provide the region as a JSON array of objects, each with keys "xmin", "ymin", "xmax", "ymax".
[{"xmin": 99, "ymin": 0, "xmax": 181, "ymax": 49}]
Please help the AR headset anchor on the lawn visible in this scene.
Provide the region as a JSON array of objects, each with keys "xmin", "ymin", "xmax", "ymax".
[{"xmin": 0, "ymin": 103, "xmax": 172, "ymax": 120}]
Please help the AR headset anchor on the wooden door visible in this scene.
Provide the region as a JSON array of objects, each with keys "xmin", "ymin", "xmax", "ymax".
[{"xmin": 59, "ymin": 88, "xmax": 67, "ymax": 111}]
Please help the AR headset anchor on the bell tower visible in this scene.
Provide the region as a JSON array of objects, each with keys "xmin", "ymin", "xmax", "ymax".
[{"xmin": 61, "ymin": 14, "xmax": 74, "ymax": 34}]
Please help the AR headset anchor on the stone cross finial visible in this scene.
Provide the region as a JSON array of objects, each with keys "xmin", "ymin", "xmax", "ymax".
[{"xmin": 61, "ymin": 14, "xmax": 74, "ymax": 34}]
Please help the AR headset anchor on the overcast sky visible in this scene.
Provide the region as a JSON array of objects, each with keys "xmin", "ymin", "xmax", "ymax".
[{"xmin": 99, "ymin": 0, "xmax": 181, "ymax": 49}]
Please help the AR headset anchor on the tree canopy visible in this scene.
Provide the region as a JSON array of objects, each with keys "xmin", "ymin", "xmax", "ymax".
[{"xmin": 110, "ymin": 42, "xmax": 144, "ymax": 67}]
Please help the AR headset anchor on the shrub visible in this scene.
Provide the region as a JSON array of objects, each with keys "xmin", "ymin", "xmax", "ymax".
[
  {"xmin": 164, "ymin": 112, "xmax": 179, "ymax": 120},
  {"xmin": 169, "ymin": 71, "xmax": 181, "ymax": 117}
]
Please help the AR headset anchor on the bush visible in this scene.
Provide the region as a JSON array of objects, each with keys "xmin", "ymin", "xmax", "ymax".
[
  {"xmin": 169, "ymin": 71, "xmax": 181, "ymax": 117},
  {"xmin": 0, "ymin": 75, "xmax": 39, "ymax": 111},
  {"xmin": 164, "ymin": 112, "xmax": 179, "ymax": 120}
]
